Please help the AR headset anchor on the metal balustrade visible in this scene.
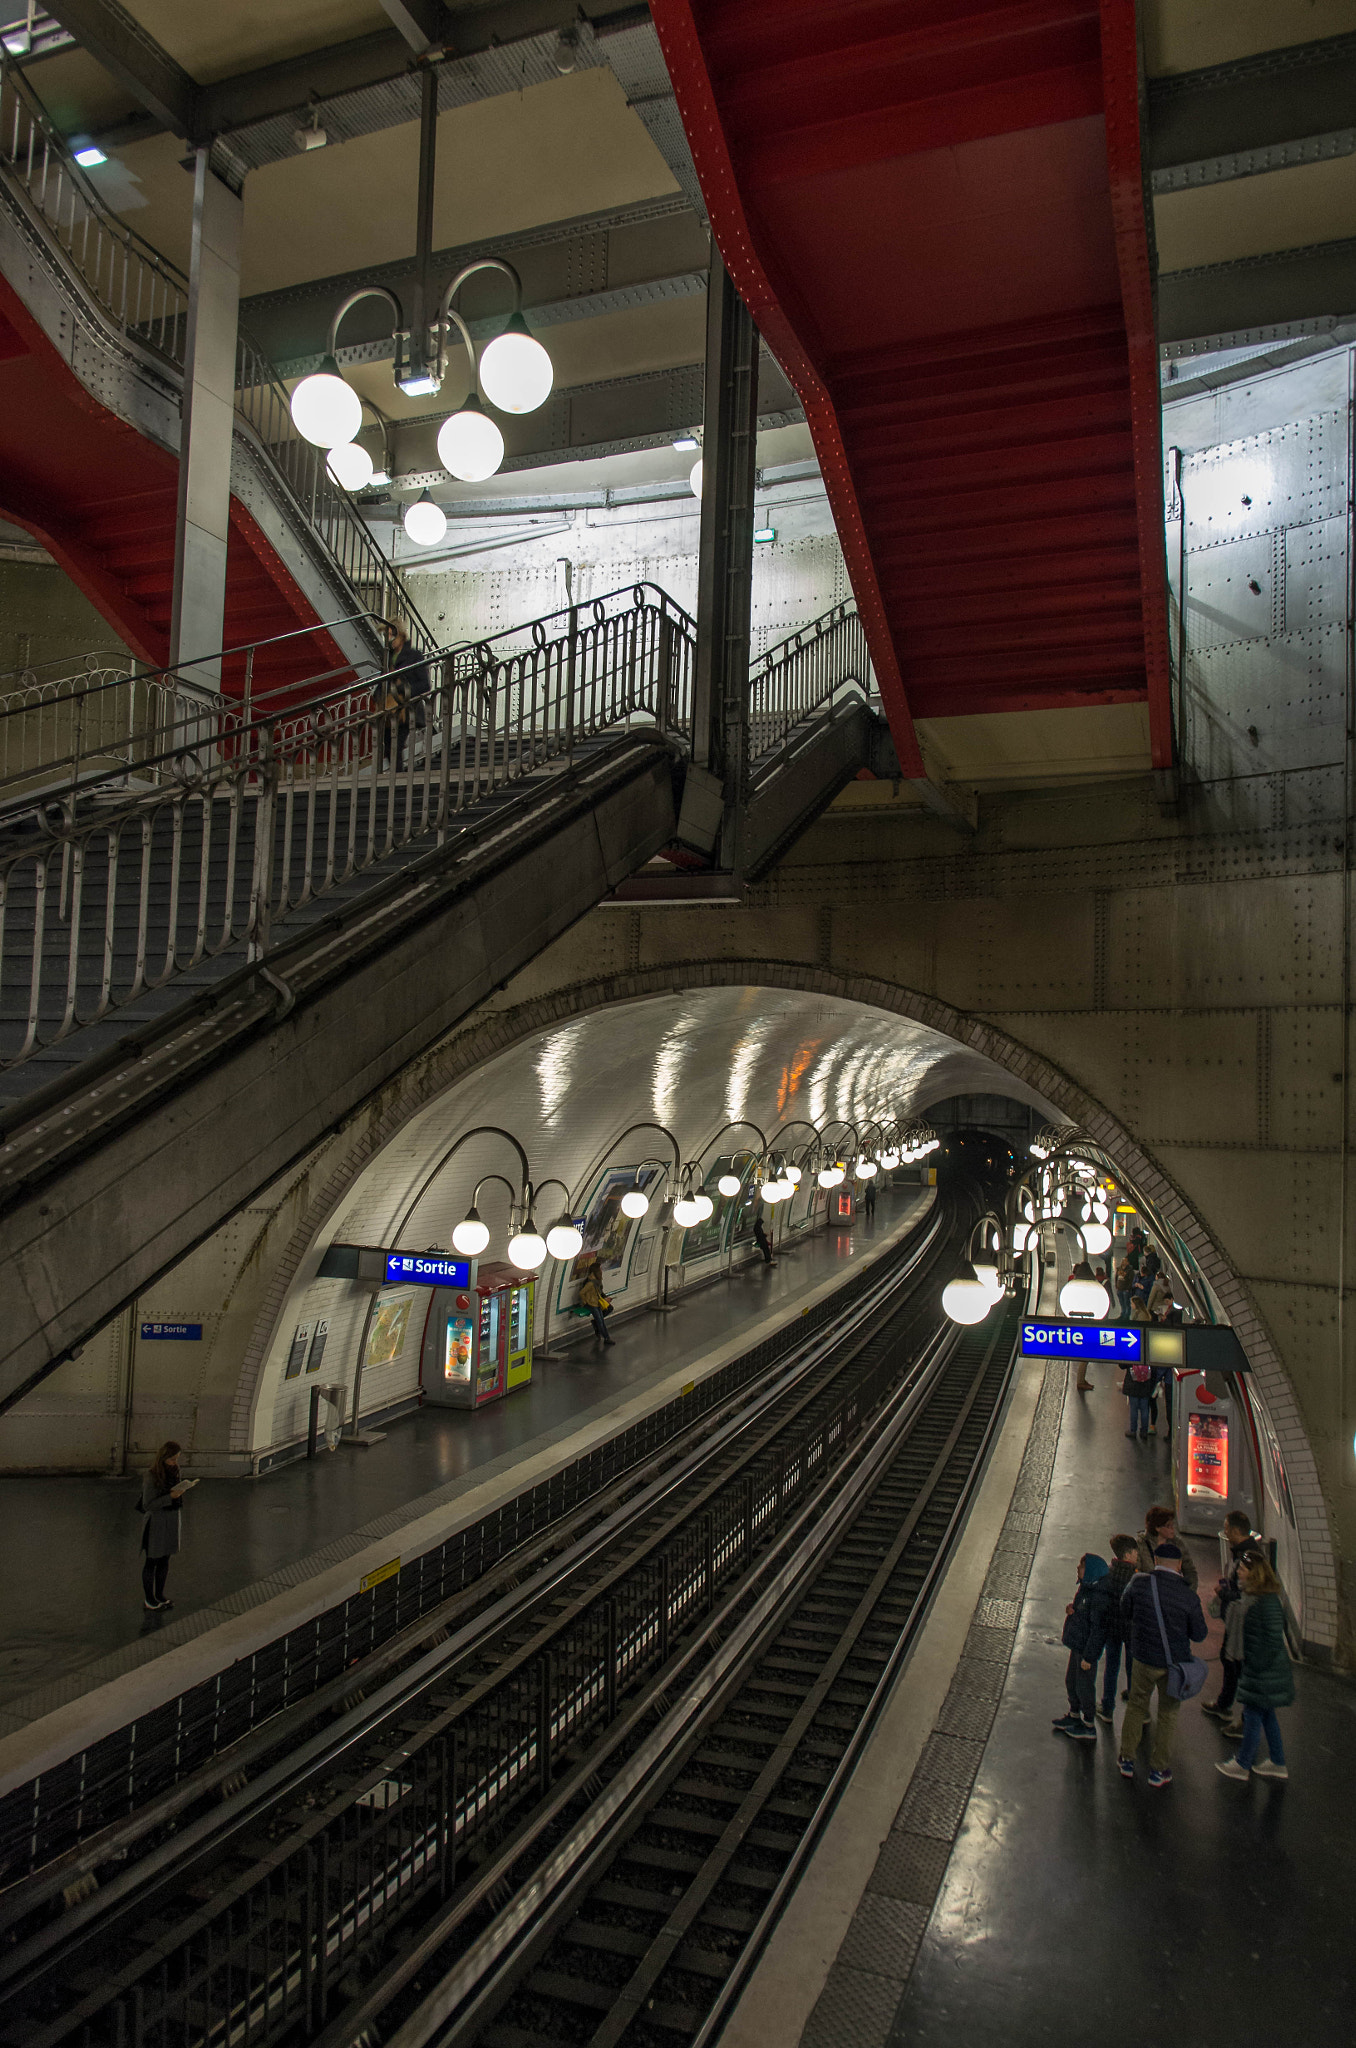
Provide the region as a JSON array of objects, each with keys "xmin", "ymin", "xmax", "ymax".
[
  {"xmin": 748, "ymin": 601, "xmax": 875, "ymax": 762},
  {"xmin": 0, "ymin": 585, "xmax": 694, "ymax": 1070},
  {"xmin": 0, "ymin": 59, "xmax": 430, "ymax": 654}
]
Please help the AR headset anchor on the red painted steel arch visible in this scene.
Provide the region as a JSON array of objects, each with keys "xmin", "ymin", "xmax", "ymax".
[{"xmin": 650, "ymin": 0, "xmax": 1172, "ymax": 773}]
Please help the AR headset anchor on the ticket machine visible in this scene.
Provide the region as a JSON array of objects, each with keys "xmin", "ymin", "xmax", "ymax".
[{"xmin": 422, "ymin": 1262, "xmax": 534, "ymax": 1410}]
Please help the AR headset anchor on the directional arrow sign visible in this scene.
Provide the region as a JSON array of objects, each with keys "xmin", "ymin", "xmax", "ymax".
[{"xmin": 1020, "ymin": 1318, "xmax": 1142, "ymax": 1362}]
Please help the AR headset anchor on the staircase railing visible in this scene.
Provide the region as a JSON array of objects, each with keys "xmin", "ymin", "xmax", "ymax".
[
  {"xmin": 0, "ymin": 59, "xmax": 430, "ymax": 652},
  {"xmin": 748, "ymin": 602, "xmax": 874, "ymax": 766},
  {"xmin": 0, "ymin": 585, "xmax": 694, "ymax": 1070},
  {"xmin": 0, "ymin": 614, "xmax": 387, "ymax": 803}
]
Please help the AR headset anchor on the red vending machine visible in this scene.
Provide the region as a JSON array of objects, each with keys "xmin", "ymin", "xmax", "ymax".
[
  {"xmin": 830, "ymin": 1185, "xmax": 856, "ymax": 1225},
  {"xmin": 422, "ymin": 1262, "xmax": 534, "ymax": 1410}
]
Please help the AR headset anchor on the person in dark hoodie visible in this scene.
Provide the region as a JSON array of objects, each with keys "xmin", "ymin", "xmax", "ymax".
[
  {"xmin": 1098, "ymin": 1533, "xmax": 1140, "ymax": 1720},
  {"xmin": 1053, "ymin": 1552, "xmax": 1112, "ymax": 1741},
  {"xmin": 1117, "ymin": 1541, "xmax": 1208, "ymax": 1788}
]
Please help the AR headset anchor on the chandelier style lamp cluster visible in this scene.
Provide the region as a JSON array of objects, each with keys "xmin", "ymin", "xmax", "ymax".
[
  {"xmin": 290, "ymin": 257, "xmax": 554, "ymax": 546},
  {"xmin": 941, "ymin": 1132, "xmax": 1119, "ymax": 1328}
]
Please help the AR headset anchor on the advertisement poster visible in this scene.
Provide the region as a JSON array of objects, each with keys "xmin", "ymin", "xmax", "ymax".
[
  {"xmin": 677, "ymin": 1155, "xmax": 756, "ymax": 1261},
  {"xmin": 365, "ymin": 1296, "xmax": 412, "ymax": 1367},
  {"xmin": 443, "ymin": 1313, "xmax": 473, "ymax": 1384},
  {"xmin": 577, "ymin": 1164, "xmax": 663, "ymax": 1273},
  {"xmin": 1187, "ymin": 1411, "xmax": 1229, "ymax": 1500}
]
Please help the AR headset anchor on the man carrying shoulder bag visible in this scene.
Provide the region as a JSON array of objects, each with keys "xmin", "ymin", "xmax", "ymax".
[{"xmin": 1116, "ymin": 1542, "xmax": 1208, "ymax": 1790}]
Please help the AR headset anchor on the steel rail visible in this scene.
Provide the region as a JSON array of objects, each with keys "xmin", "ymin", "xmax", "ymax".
[
  {"xmin": 390, "ymin": 1304, "xmax": 1016, "ymax": 2048},
  {"xmin": 0, "ymin": 1201, "xmax": 962, "ymax": 2047},
  {"xmin": 0, "ymin": 1198, "xmax": 947, "ymax": 1948}
]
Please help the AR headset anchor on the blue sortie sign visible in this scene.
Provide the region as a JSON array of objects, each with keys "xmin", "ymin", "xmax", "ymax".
[
  {"xmin": 383, "ymin": 1253, "xmax": 472, "ymax": 1288},
  {"xmin": 140, "ymin": 1322, "xmax": 203, "ymax": 1341},
  {"xmin": 1020, "ymin": 1319, "xmax": 1142, "ymax": 1360}
]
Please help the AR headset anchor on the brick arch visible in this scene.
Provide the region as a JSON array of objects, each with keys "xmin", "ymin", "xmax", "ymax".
[{"xmin": 232, "ymin": 958, "xmax": 1338, "ymax": 1649}]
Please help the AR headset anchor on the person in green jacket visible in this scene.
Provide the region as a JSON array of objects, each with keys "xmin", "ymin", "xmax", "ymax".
[{"xmin": 1216, "ymin": 1551, "xmax": 1293, "ymax": 1782}]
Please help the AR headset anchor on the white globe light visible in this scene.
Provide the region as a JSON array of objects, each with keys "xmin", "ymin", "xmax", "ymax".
[
  {"xmin": 478, "ymin": 321, "xmax": 554, "ymax": 414},
  {"xmin": 1060, "ymin": 1267, "xmax": 1110, "ymax": 1319},
  {"xmin": 545, "ymin": 1219, "xmax": 583, "ymax": 1260},
  {"xmin": 1082, "ymin": 1221, "xmax": 1113, "ymax": 1256},
  {"xmin": 942, "ymin": 1267, "xmax": 992, "ymax": 1325},
  {"xmin": 828, "ymin": 1163, "xmax": 846, "ymax": 1186},
  {"xmin": 403, "ymin": 493, "xmax": 447, "ymax": 547},
  {"xmin": 785, "ymin": 1164, "xmax": 803, "ymax": 1185},
  {"xmin": 452, "ymin": 1211, "xmax": 490, "ymax": 1256},
  {"xmin": 1012, "ymin": 1221, "xmax": 1032, "ymax": 1253},
  {"xmin": 507, "ymin": 1228, "xmax": 547, "ymax": 1271},
  {"xmin": 326, "ymin": 439, "xmax": 374, "ymax": 491},
  {"xmin": 437, "ymin": 403, "xmax": 505, "ymax": 482},
  {"xmin": 859, "ymin": 1158, "xmax": 879, "ymax": 1178},
  {"xmin": 761, "ymin": 1181, "xmax": 783, "ymax": 1204},
  {"xmin": 691, "ymin": 1192, "xmax": 714, "ymax": 1222},
  {"xmin": 689, "ymin": 457, "xmax": 703, "ymax": 499},
  {"xmin": 672, "ymin": 1196, "xmax": 701, "ymax": 1228},
  {"xmin": 290, "ymin": 361, "xmax": 361, "ymax": 449},
  {"xmin": 816, "ymin": 1167, "xmax": 837, "ymax": 1189},
  {"xmin": 1093, "ymin": 1198, "xmax": 1109, "ymax": 1223},
  {"xmin": 717, "ymin": 1172, "xmax": 741, "ymax": 1198},
  {"xmin": 620, "ymin": 1187, "xmax": 649, "ymax": 1219},
  {"xmin": 880, "ymin": 1150, "xmax": 899, "ymax": 1170}
]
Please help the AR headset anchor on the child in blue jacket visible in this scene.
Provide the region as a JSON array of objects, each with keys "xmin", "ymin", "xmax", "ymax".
[{"xmin": 1054, "ymin": 1553, "xmax": 1112, "ymax": 1740}]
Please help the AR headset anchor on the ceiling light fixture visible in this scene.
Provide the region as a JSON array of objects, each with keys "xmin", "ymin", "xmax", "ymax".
[
  {"xmin": 403, "ymin": 491, "xmax": 447, "ymax": 548},
  {"xmin": 325, "ymin": 440, "xmax": 375, "ymax": 492},
  {"xmin": 689, "ymin": 457, "xmax": 703, "ymax": 500},
  {"xmin": 672, "ymin": 433, "xmax": 699, "ymax": 452},
  {"xmin": 71, "ymin": 138, "xmax": 107, "ymax": 168},
  {"xmin": 753, "ymin": 526, "xmax": 776, "ymax": 544}
]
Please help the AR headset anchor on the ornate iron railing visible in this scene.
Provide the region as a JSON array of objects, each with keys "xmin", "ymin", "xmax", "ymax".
[
  {"xmin": 0, "ymin": 586, "xmax": 694, "ymax": 1069},
  {"xmin": 748, "ymin": 602, "xmax": 874, "ymax": 763}
]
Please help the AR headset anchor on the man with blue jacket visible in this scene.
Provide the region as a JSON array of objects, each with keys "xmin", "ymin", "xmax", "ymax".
[{"xmin": 1117, "ymin": 1542, "xmax": 1207, "ymax": 1788}]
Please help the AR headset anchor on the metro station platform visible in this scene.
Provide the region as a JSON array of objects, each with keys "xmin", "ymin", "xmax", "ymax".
[
  {"xmin": 0, "ymin": 1187, "xmax": 931, "ymax": 1779},
  {"xmin": 725, "ymin": 1331, "xmax": 1354, "ymax": 2048}
]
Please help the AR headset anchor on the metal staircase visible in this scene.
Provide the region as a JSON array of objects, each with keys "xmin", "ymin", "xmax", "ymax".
[{"xmin": 0, "ymin": 59, "xmax": 429, "ymax": 684}]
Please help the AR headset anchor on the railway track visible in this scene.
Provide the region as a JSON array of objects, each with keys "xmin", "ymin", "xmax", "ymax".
[
  {"xmin": 0, "ymin": 1194, "xmax": 977, "ymax": 2048},
  {"xmin": 341, "ymin": 1301, "xmax": 1019, "ymax": 2048}
]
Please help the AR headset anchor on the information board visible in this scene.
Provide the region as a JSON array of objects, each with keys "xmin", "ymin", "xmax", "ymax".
[
  {"xmin": 383, "ymin": 1252, "xmax": 471, "ymax": 1288},
  {"xmin": 1020, "ymin": 1319, "xmax": 1142, "ymax": 1361}
]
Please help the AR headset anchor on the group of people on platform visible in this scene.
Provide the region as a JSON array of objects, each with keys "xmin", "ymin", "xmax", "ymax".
[
  {"xmin": 1055, "ymin": 1503, "xmax": 1294, "ymax": 1786},
  {"xmin": 1071, "ymin": 1232, "xmax": 1181, "ymax": 1430}
]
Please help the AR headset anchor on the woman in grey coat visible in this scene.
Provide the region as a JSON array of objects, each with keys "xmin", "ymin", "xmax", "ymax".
[{"xmin": 139, "ymin": 1440, "xmax": 187, "ymax": 1610}]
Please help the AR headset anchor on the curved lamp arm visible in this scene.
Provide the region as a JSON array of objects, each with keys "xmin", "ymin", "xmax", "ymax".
[
  {"xmin": 606, "ymin": 1121, "xmax": 683, "ymax": 1174},
  {"xmin": 327, "ymin": 285, "xmax": 409, "ymax": 378},
  {"xmin": 699, "ymin": 1118, "xmax": 768, "ymax": 1158},
  {"xmin": 471, "ymin": 1170, "xmax": 522, "ymax": 1218},
  {"xmin": 435, "ymin": 257, "xmax": 524, "ymax": 386},
  {"xmin": 395, "ymin": 1123, "xmax": 532, "ymax": 1241},
  {"xmin": 530, "ymin": 1175, "xmax": 574, "ymax": 1216}
]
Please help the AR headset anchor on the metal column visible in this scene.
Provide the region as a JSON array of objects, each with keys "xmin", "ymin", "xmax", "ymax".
[
  {"xmin": 687, "ymin": 245, "xmax": 759, "ymax": 867},
  {"xmin": 169, "ymin": 151, "xmax": 243, "ymax": 686}
]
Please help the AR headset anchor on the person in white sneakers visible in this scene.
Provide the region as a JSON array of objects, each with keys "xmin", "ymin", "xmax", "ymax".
[{"xmin": 1217, "ymin": 1552, "xmax": 1293, "ymax": 1783}]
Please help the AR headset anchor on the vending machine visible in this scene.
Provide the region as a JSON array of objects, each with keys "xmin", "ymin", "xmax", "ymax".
[
  {"xmin": 1175, "ymin": 1370, "xmax": 1238, "ymax": 1536},
  {"xmin": 421, "ymin": 1262, "xmax": 535, "ymax": 1410},
  {"xmin": 830, "ymin": 1186, "xmax": 856, "ymax": 1225}
]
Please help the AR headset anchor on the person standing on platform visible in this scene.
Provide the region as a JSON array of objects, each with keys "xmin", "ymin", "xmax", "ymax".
[
  {"xmin": 1098, "ymin": 1533, "xmax": 1140, "ymax": 1719},
  {"xmin": 1114, "ymin": 1253, "xmax": 1134, "ymax": 1324},
  {"xmin": 1117, "ymin": 1542, "xmax": 1208, "ymax": 1787},
  {"xmin": 1217, "ymin": 1552, "xmax": 1293, "ymax": 1782},
  {"xmin": 1053, "ymin": 1552, "xmax": 1111, "ymax": 1741},
  {"xmin": 1137, "ymin": 1505, "xmax": 1198, "ymax": 1589},
  {"xmin": 753, "ymin": 1214, "xmax": 777, "ymax": 1266},
  {"xmin": 577, "ymin": 1254, "xmax": 614, "ymax": 1347},
  {"xmin": 1204, "ymin": 1510, "xmax": 1259, "ymax": 1725},
  {"xmin": 1121, "ymin": 1354, "xmax": 1153, "ymax": 1439},
  {"xmin": 139, "ymin": 1440, "xmax": 189, "ymax": 1611},
  {"xmin": 863, "ymin": 1177, "xmax": 877, "ymax": 1221}
]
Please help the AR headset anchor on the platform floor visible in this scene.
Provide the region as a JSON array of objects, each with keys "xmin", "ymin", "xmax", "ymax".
[
  {"xmin": 732, "ymin": 1327, "xmax": 1355, "ymax": 2048},
  {"xmin": 0, "ymin": 1189, "xmax": 928, "ymax": 1737}
]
